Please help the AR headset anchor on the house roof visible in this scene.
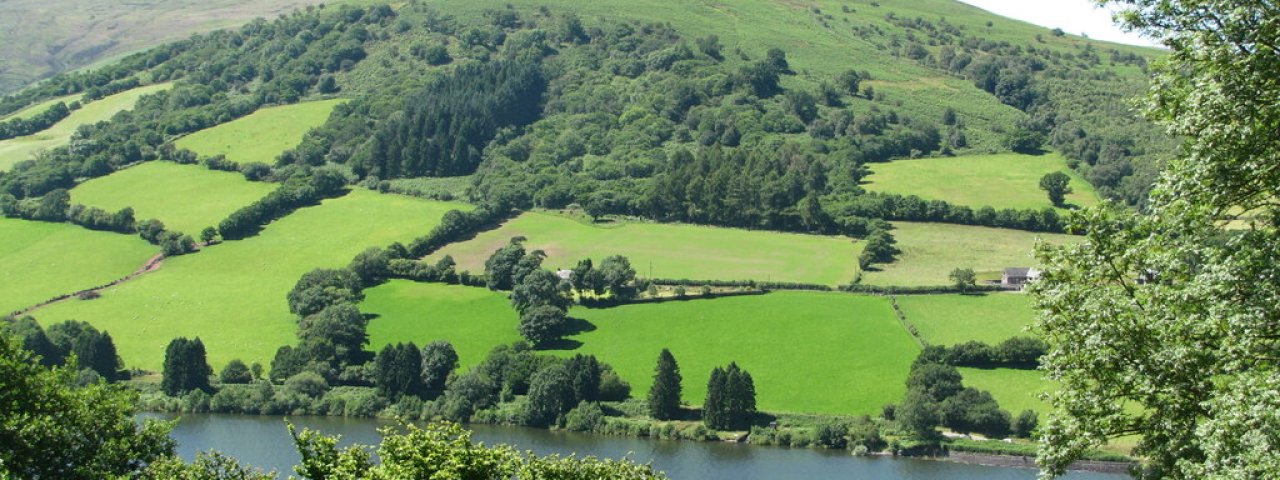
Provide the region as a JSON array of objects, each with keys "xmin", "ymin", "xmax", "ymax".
[{"xmin": 1004, "ymin": 267, "xmax": 1032, "ymax": 277}]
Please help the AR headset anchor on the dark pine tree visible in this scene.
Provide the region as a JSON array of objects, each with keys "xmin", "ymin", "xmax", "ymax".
[
  {"xmin": 375, "ymin": 342, "xmax": 423, "ymax": 400},
  {"xmin": 162, "ymin": 337, "xmax": 212, "ymax": 395},
  {"xmin": 648, "ymin": 348, "xmax": 683, "ymax": 420}
]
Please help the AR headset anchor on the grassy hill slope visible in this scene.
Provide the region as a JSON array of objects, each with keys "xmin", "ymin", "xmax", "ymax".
[
  {"xmin": 429, "ymin": 211, "xmax": 863, "ymax": 286},
  {"xmin": 29, "ymin": 190, "xmax": 465, "ymax": 371},
  {"xmin": 0, "ymin": 83, "xmax": 171, "ymax": 170},
  {"xmin": 70, "ymin": 161, "xmax": 276, "ymax": 234},
  {"xmin": 0, "ymin": 218, "xmax": 157, "ymax": 314}
]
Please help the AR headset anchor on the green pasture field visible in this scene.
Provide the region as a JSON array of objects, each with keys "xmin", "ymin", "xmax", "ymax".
[
  {"xmin": 70, "ymin": 161, "xmax": 276, "ymax": 234},
  {"xmin": 174, "ymin": 99, "xmax": 344, "ymax": 166},
  {"xmin": 0, "ymin": 218, "xmax": 158, "ymax": 314},
  {"xmin": 0, "ymin": 83, "xmax": 172, "ymax": 170},
  {"xmin": 360, "ymin": 286, "xmax": 917, "ymax": 415},
  {"xmin": 863, "ymin": 152, "xmax": 1101, "ymax": 210},
  {"xmin": 568, "ymin": 292, "xmax": 918, "ymax": 415},
  {"xmin": 29, "ymin": 189, "xmax": 466, "ymax": 371},
  {"xmin": 896, "ymin": 293, "xmax": 1035, "ymax": 345},
  {"xmin": 364, "ymin": 281, "xmax": 522, "ymax": 368},
  {"xmin": 861, "ymin": 222, "xmax": 1082, "ymax": 287},
  {"xmin": 959, "ymin": 367, "xmax": 1051, "ymax": 415},
  {"xmin": 428, "ymin": 211, "xmax": 863, "ymax": 286},
  {"xmin": 0, "ymin": 93, "xmax": 84, "ymax": 121}
]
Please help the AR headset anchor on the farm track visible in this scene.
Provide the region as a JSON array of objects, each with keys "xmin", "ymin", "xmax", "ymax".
[{"xmin": 9, "ymin": 249, "xmax": 170, "ymax": 317}]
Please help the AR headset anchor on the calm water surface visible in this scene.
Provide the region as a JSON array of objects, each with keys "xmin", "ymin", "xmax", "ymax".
[{"xmin": 144, "ymin": 413, "xmax": 1125, "ymax": 480}]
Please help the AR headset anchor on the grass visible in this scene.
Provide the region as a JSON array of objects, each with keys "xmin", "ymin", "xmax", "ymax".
[
  {"xmin": 70, "ymin": 161, "xmax": 276, "ymax": 234},
  {"xmin": 0, "ymin": 218, "xmax": 158, "ymax": 315},
  {"xmin": 174, "ymin": 99, "xmax": 344, "ymax": 166},
  {"xmin": 863, "ymin": 152, "xmax": 1101, "ymax": 210},
  {"xmin": 0, "ymin": 93, "xmax": 84, "ymax": 121},
  {"xmin": 429, "ymin": 211, "xmax": 862, "ymax": 286},
  {"xmin": 361, "ymin": 286, "xmax": 918, "ymax": 415},
  {"xmin": 567, "ymin": 292, "xmax": 919, "ymax": 415},
  {"xmin": 896, "ymin": 293, "xmax": 1036, "ymax": 345},
  {"xmin": 29, "ymin": 190, "xmax": 467, "ymax": 371},
  {"xmin": 959, "ymin": 367, "xmax": 1051, "ymax": 415},
  {"xmin": 0, "ymin": 83, "xmax": 172, "ymax": 170},
  {"xmin": 861, "ymin": 222, "xmax": 1082, "ymax": 287},
  {"xmin": 364, "ymin": 281, "xmax": 522, "ymax": 368}
]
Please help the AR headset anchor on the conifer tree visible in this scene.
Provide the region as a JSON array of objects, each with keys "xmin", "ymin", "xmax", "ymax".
[{"xmin": 647, "ymin": 349, "xmax": 682, "ymax": 420}]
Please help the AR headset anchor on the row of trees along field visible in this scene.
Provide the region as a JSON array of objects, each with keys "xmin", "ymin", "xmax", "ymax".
[{"xmin": 0, "ymin": 1, "xmax": 1166, "ymax": 248}]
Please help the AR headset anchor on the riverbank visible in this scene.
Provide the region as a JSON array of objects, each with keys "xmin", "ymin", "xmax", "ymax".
[
  {"xmin": 146, "ymin": 412, "xmax": 1128, "ymax": 480},
  {"xmin": 135, "ymin": 383, "xmax": 1135, "ymax": 477}
]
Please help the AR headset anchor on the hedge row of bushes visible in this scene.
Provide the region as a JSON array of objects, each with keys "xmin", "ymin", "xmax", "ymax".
[
  {"xmin": 216, "ymin": 169, "xmax": 347, "ymax": 240},
  {"xmin": 0, "ymin": 101, "xmax": 74, "ymax": 140},
  {"xmin": 646, "ymin": 278, "xmax": 834, "ymax": 291}
]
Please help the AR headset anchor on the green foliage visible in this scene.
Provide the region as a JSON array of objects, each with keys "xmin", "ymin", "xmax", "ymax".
[
  {"xmin": 1038, "ymin": 171, "xmax": 1073, "ymax": 207},
  {"xmin": 351, "ymin": 60, "xmax": 546, "ymax": 178},
  {"xmin": 374, "ymin": 342, "xmax": 422, "ymax": 400},
  {"xmin": 948, "ymin": 268, "xmax": 976, "ymax": 293},
  {"xmin": 484, "ymin": 239, "xmax": 527, "ymax": 291},
  {"xmin": 518, "ymin": 305, "xmax": 568, "ymax": 347},
  {"xmin": 1031, "ymin": 2, "xmax": 1280, "ymax": 476},
  {"xmin": 288, "ymin": 268, "xmax": 363, "ymax": 317},
  {"xmin": 46, "ymin": 319, "xmax": 123, "ymax": 381},
  {"xmin": 420, "ymin": 340, "xmax": 459, "ymax": 394},
  {"xmin": 702, "ymin": 362, "xmax": 756, "ymax": 430},
  {"xmin": 142, "ymin": 451, "xmax": 275, "ymax": 480},
  {"xmin": 521, "ymin": 364, "xmax": 575, "ymax": 427},
  {"xmin": 0, "ymin": 330, "xmax": 175, "ymax": 479},
  {"xmin": 162, "ymin": 337, "xmax": 212, "ymax": 395},
  {"xmin": 511, "ymin": 269, "xmax": 571, "ymax": 315},
  {"xmin": 290, "ymin": 421, "xmax": 666, "ymax": 479},
  {"xmin": 647, "ymin": 348, "xmax": 682, "ymax": 420},
  {"xmin": 1012, "ymin": 409, "xmax": 1038, "ymax": 439},
  {"xmin": 218, "ymin": 359, "xmax": 253, "ymax": 384}
]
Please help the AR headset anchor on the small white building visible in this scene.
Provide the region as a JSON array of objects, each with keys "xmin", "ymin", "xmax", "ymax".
[
  {"xmin": 555, "ymin": 269, "xmax": 574, "ymax": 281},
  {"xmin": 1001, "ymin": 267, "xmax": 1041, "ymax": 289}
]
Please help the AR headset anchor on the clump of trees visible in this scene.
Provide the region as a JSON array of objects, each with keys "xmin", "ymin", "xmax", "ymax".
[
  {"xmin": 4, "ymin": 316, "xmax": 124, "ymax": 382},
  {"xmin": 162, "ymin": 337, "xmax": 212, "ymax": 395},
  {"xmin": 895, "ymin": 352, "xmax": 1024, "ymax": 440},
  {"xmin": 703, "ymin": 362, "xmax": 756, "ymax": 430}
]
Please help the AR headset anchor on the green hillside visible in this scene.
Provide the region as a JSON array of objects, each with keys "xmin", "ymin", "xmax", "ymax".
[
  {"xmin": 29, "ymin": 190, "xmax": 465, "ymax": 370},
  {"xmin": 70, "ymin": 162, "xmax": 275, "ymax": 234},
  {"xmin": 861, "ymin": 222, "xmax": 1081, "ymax": 286},
  {"xmin": 0, "ymin": 218, "xmax": 157, "ymax": 314},
  {"xmin": 429, "ymin": 211, "xmax": 862, "ymax": 285},
  {"xmin": 0, "ymin": 0, "xmax": 1172, "ymax": 435},
  {"xmin": 865, "ymin": 152, "xmax": 1101, "ymax": 210},
  {"xmin": 174, "ymin": 99, "xmax": 344, "ymax": 166},
  {"xmin": 0, "ymin": 83, "xmax": 171, "ymax": 170}
]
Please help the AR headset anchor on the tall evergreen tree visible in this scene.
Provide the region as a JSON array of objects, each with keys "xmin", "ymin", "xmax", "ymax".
[
  {"xmin": 703, "ymin": 366, "xmax": 727, "ymax": 429},
  {"xmin": 162, "ymin": 337, "xmax": 211, "ymax": 395},
  {"xmin": 647, "ymin": 349, "xmax": 682, "ymax": 420}
]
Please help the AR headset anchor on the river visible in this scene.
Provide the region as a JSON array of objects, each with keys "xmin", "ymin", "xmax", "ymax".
[{"xmin": 145, "ymin": 413, "xmax": 1126, "ymax": 479}]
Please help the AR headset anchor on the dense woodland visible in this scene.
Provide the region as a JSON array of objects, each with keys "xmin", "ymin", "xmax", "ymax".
[{"xmin": 0, "ymin": 2, "xmax": 1167, "ymax": 246}]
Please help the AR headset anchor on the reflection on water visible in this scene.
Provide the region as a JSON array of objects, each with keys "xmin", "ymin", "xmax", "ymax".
[{"xmin": 143, "ymin": 413, "xmax": 1125, "ymax": 480}]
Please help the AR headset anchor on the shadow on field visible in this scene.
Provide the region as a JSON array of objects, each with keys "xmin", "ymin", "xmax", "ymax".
[{"xmin": 539, "ymin": 317, "xmax": 597, "ymax": 351}]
